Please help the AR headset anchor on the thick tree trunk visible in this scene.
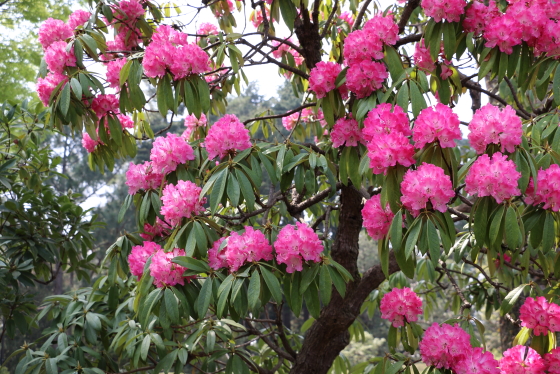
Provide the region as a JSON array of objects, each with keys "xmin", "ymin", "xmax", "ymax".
[{"xmin": 290, "ymin": 186, "xmax": 400, "ymax": 374}]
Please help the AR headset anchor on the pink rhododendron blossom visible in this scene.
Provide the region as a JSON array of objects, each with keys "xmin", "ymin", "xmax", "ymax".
[
  {"xmin": 160, "ymin": 180, "xmax": 206, "ymax": 226},
  {"xmin": 143, "ymin": 41, "xmax": 175, "ymax": 78},
  {"xmin": 519, "ymin": 296, "xmax": 560, "ymax": 336},
  {"xmin": 113, "ymin": 0, "xmax": 145, "ymax": 25},
  {"xmin": 363, "ymin": 13, "xmax": 398, "ymax": 46},
  {"xmin": 367, "ymin": 132, "xmax": 416, "ymax": 174},
  {"xmin": 331, "ymin": 117, "xmax": 364, "ymax": 147},
  {"xmin": 183, "ymin": 113, "xmax": 207, "ymax": 139},
  {"xmin": 275, "ymin": 222, "xmax": 323, "ymax": 273},
  {"xmin": 208, "ymin": 237, "xmax": 229, "ymax": 270},
  {"xmin": 125, "ymin": 161, "xmax": 165, "ymax": 194},
  {"xmin": 422, "ymin": 0, "xmax": 466, "ymax": 22},
  {"xmin": 197, "ymin": 22, "xmax": 219, "ymax": 36},
  {"xmin": 380, "ymin": 287, "xmax": 422, "ymax": 327},
  {"xmin": 36, "ymin": 72, "xmax": 67, "ymax": 106},
  {"xmin": 494, "ymin": 253, "xmax": 512, "ymax": 269},
  {"xmin": 532, "ymin": 164, "xmax": 560, "ymax": 211},
  {"xmin": 363, "ymin": 103, "xmax": 411, "ymax": 140},
  {"xmin": 149, "ymin": 248, "xmax": 188, "ymax": 288},
  {"xmin": 309, "ymin": 61, "xmax": 342, "ymax": 99},
  {"xmin": 346, "ymin": 60, "xmax": 388, "ymax": 99},
  {"xmin": 106, "ymin": 58, "xmax": 127, "ymax": 89},
  {"xmin": 118, "ymin": 114, "xmax": 134, "ymax": 129},
  {"xmin": 454, "ymin": 347, "xmax": 500, "ymax": 374},
  {"xmin": 82, "ymin": 133, "xmax": 102, "ymax": 153},
  {"xmin": 468, "ymin": 104, "xmax": 522, "ymax": 154},
  {"xmin": 340, "ymin": 11, "xmax": 354, "ymax": 27},
  {"xmin": 67, "ymin": 10, "xmax": 91, "ymax": 30},
  {"xmin": 465, "ymin": 153, "xmax": 521, "ymax": 204},
  {"xmin": 170, "ymin": 44, "xmax": 210, "ymax": 79},
  {"xmin": 271, "ymin": 39, "xmax": 304, "ymax": 66},
  {"xmin": 343, "ymin": 29, "xmax": 384, "ymax": 65},
  {"xmin": 535, "ymin": 19, "xmax": 560, "ymax": 59},
  {"xmin": 282, "ymin": 113, "xmax": 300, "ymax": 131},
  {"xmin": 499, "ymin": 345, "xmax": 546, "ymax": 374},
  {"xmin": 462, "ymin": 1, "xmax": 498, "ymax": 35},
  {"xmin": 401, "ymin": 163, "xmax": 455, "ymax": 216},
  {"xmin": 128, "ymin": 241, "xmax": 160, "ymax": 277},
  {"xmin": 140, "ymin": 218, "xmax": 171, "ymax": 241},
  {"xmin": 250, "ymin": 6, "xmax": 273, "ymax": 28},
  {"xmin": 545, "ymin": 348, "xmax": 560, "ymax": 374},
  {"xmin": 204, "ymin": 114, "xmax": 252, "ymax": 159},
  {"xmin": 150, "ymin": 133, "xmax": 195, "ymax": 174},
  {"xmin": 484, "ymin": 15, "xmax": 523, "ymax": 54},
  {"xmin": 301, "ymin": 108, "xmax": 328, "ymax": 127},
  {"xmin": 44, "ymin": 41, "xmax": 76, "ymax": 73},
  {"xmin": 419, "ymin": 323, "xmax": 472, "ymax": 370},
  {"xmin": 152, "ymin": 25, "xmax": 188, "ymax": 46},
  {"xmin": 362, "ymin": 195, "xmax": 395, "ymax": 240},
  {"xmin": 413, "ymin": 104, "xmax": 461, "ymax": 149},
  {"xmin": 414, "ymin": 40, "xmax": 436, "ymax": 73},
  {"xmin": 224, "ymin": 227, "xmax": 273, "ymax": 272},
  {"xmin": 38, "ymin": 18, "xmax": 72, "ymax": 50},
  {"xmin": 91, "ymin": 94, "xmax": 120, "ymax": 118}
]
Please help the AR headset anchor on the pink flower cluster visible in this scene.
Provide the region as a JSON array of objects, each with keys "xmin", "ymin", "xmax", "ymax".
[
  {"xmin": 204, "ymin": 114, "xmax": 252, "ymax": 159},
  {"xmin": 143, "ymin": 25, "xmax": 209, "ymax": 80},
  {"xmin": 413, "ymin": 104, "xmax": 461, "ymax": 149},
  {"xmin": 208, "ymin": 227, "xmax": 273, "ymax": 272},
  {"xmin": 526, "ymin": 165, "xmax": 560, "ymax": 211},
  {"xmin": 339, "ymin": 11, "xmax": 354, "ymax": 28},
  {"xmin": 499, "ymin": 345, "xmax": 546, "ymax": 374},
  {"xmin": 413, "ymin": 40, "xmax": 453, "ymax": 80},
  {"xmin": 38, "ymin": 18, "xmax": 72, "ymax": 50},
  {"xmin": 67, "ymin": 10, "xmax": 91, "ymax": 30},
  {"xmin": 422, "ymin": 0, "xmax": 466, "ymax": 22},
  {"xmin": 140, "ymin": 217, "xmax": 171, "ymax": 241},
  {"xmin": 82, "ymin": 133, "xmax": 103, "ymax": 153},
  {"xmin": 468, "ymin": 104, "xmax": 522, "ymax": 154},
  {"xmin": 463, "ymin": 1, "xmax": 500, "ymax": 36},
  {"xmin": 250, "ymin": 6, "xmax": 273, "ymax": 28},
  {"xmin": 379, "ymin": 287, "xmax": 422, "ymax": 327},
  {"xmin": 519, "ymin": 296, "xmax": 560, "ymax": 336},
  {"xmin": 362, "ymin": 195, "xmax": 395, "ymax": 240},
  {"xmin": 44, "ymin": 41, "xmax": 76, "ymax": 74},
  {"xmin": 105, "ymin": 58, "xmax": 128, "ymax": 89},
  {"xmin": 401, "ymin": 163, "xmax": 455, "ymax": 216},
  {"xmin": 91, "ymin": 94, "xmax": 120, "ymax": 118},
  {"xmin": 546, "ymin": 348, "xmax": 560, "ymax": 374},
  {"xmin": 331, "ymin": 117, "xmax": 364, "ymax": 148},
  {"xmin": 150, "ymin": 133, "xmax": 195, "ymax": 174},
  {"xmin": 125, "ymin": 161, "xmax": 165, "ymax": 194},
  {"xmin": 282, "ymin": 108, "xmax": 327, "ymax": 131},
  {"xmin": 465, "ymin": 153, "xmax": 521, "ymax": 204},
  {"xmin": 342, "ymin": 13, "xmax": 395, "ymax": 98},
  {"xmin": 160, "ymin": 180, "xmax": 206, "ymax": 226},
  {"xmin": 129, "ymin": 241, "xmax": 160, "ymax": 277},
  {"xmin": 420, "ymin": 323, "xmax": 499, "ymax": 373},
  {"xmin": 197, "ymin": 23, "xmax": 219, "ymax": 36},
  {"xmin": 363, "ymin": 104, "xmax": 415, "ymax": 175},
  {"xmin": 275, "ymin": 222, "xmax": 324, "ymax": 273},
  {"xmin": 308, "ymin": 61, "xmax": 345, "ymax": 99},
  {"xmin": 150, "ymin": 248, "xmax": 190, "ymax": 288},
  {"xmin": 36, "ymin": 72, "xmax": 68, "ymax": 106},
  {"xmin": 271, "ymin": 39, "xmax": 304, "ymax": 66},
  {"xmin": 183, "ymin": 113, "xmax": 207, "ymax": 139}
]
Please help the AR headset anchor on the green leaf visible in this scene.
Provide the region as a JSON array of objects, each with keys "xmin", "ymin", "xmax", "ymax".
[
  {"xmin": 173, "ymin": 256, "xmax": 210, "ymax": 274},
  {"xmin": 541, "ymin": 212, "xmax": 555, "ymax": 252},
  {"xmin": 153, "ymin": 350, "xmax": 178, "ymax": 374},
  {"xmin": 140, "ymin": 288, "xmax": 162, "ymax": 327},
  {"xmin": 226, "ymin": 171, "xmax": 241, "ymax": 207},
  {"xmin": 278, "ymin": 0, "xmax": 297, "ymax": 31},
  {"xmin": 319, "ymin": 265, "xmax": 332, "ymax": 305},
  {"xmin": 247, "ymin": 270, "xmax": 261, "ymax": 311},
  {"xmin": 384, "ymin": 46, "xmax": 405, "ymax": 82},
  {"xmin": 501, "ymin": 284, "xmax": 527, "ymax": 315},
  {"xmin": 196, "ymin": 77, "xmax": 211, "ymax": 114},
  {"xmin": 339, "ymin": 146, "xmax": 350, "ymax": 185},
  {"xmin": 236, "ymin": 169, "xmax": 255, "ymax": 210},
  {"xmin": 108, "ymin": 115, "xmax": 123, "ymax": 146},
  {"xmin": 554, "ymin": 66, "xmax": 560, "ymax": 106},
  {"xmin": 404, "ymin": 219, "xmax": 422, "ymax": 259},
  {"xmin": 409, "ymin": 81, "xmax": 426, "ymax": 118},
  {"xmin": 299, "ymin": 263, "xmax": 320, "ymax": 295},
  {"xmin": 426, "ymin": 220, "xmax": 440, "ymax": 268},
  {"xmin": 157, "ymin": 75, "xmax": 172, "ymax": 116},
  {"xmin": 210, "ymin": 169, "xmax": 228, "ymax": 214},
  {"xmin": 70, "ymin": 77, "xmax": 82, "ymax": 99},
  {"xmin": 389, "ymin": 211, "xmax": 403, "ymax": 255},
  {"xmin": 141, "ymin": 335, "xmax": 151, "ymax": 361},
  {"xmin": 164, "ymin": 288, "xmax": 179, "ymax": 323},
  {"xmin": 504, "ymin": 207, "xmax": 520, "ymax": 250},
  {"xmin": 489, "ymin": 205, "xmax": 505, "ymax": 248},
  {"xmin": 260, "ymin": 266, "xmax": 282, "ymax": 303},
  {"xmin": 197, "ymin": 278, "xmax": 213, "ymax": 318},
  {"xmin": 59, "ymin": 83, "xmax": 70, "ymax": 116},
  {"xmin": 216, "ymin": 277, "xmax": 232, "ymax": 318}
]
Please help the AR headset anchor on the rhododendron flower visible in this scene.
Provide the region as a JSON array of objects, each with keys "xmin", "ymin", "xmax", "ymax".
[
  {"xmin": 183, "ymin": 113, "xmax": 207, "ymax": 138},
  {"xmin": 454, "ymin": 347, "xmax": 500, "ymax": 374},
  {"xmin": 118, "ymin": 114, "xmax": 134, "ymax": 129},
  {"xmin": 367, "ymin": 132, "xmax": 416, "ymax": 175},
  {"xmin": 150, "ymin": 133, "xmax": 195, "ymax": 174},
  {"xmin": 160, "ymin": 180, "xmax": 206, "ymax": 226},
  {"xmin": 208, "ymin": 237, "xmax": 228, "ymax": 270},
  {"xmin": 170, "ymin": 44, "xmax": 210, "ymax": 79},
  {"xmin": 401, "ymin": 163, "xmax": 455, "ymax": 216},
  {"xmin": 535, "ymin": 20, "xmax": 560, "ymax": 59},
  {"xmin": 82, "ymin": 133, "xmax": 102, "ymax": 153},
  {"xmin": 36, "ymin": 72, "xmax": 67, "ymax": 106},
  {"xmin": 363, "ymin": 103, "xmax": 411, "ymax": 140},
  {"xmin": 271, "ymin": 39, "xmax": 304, "ymax": 66},
  {"xmin": 414, "ymin": 40, "xmax": 436, "ymax": 73},
  {"xmin": 152, "ymin": 25, "xmax": 188, "ymax": 46},
  {"xmin": 250, "ymin": 6, "xmax": 273, "ymax": 28},
  {"xmin": 125, "ymin": 161, "xmax": 165, "ymax": 194},
  {"xmin": 91, "ymin": 94, "xmax": 120, "ymax": 118},
  {"xmin": 346, "ymin": 60, "xmax": 388, "ymax": 99},
  {"xmin": 275, "ymin": 222, "xmax": 323, "ymax": 273},
  {"xmin": 140, "ymin": 218, "xmax": 171, "ymax": 241},
  {"xmin": 309, "ymin": 61, "xmax": 343, "ymax": 99},
  {"xmin": 422, "ymin": 0, "xmax": 466, "ymax": 23},
  {"xmin": 67, "ymin": 10, "xmax": 91, "ymax": 30},
  {"xmin": 302, "ymin": 108, "xmax": 328, "ymax": 127},
  {"xmin": 150, "ymin": 248, "xmax": 189, "ymax": 288},
  {"xmin": 343, "ymin": 29, "xmax": 384, "ymax": 65},
  {"xmin": 484, "ymin": 15, "xmax": 523, "ymax": 54},
  {"xmin": 545, "ymin": 348, "xmax": 560, "ymax": 374},
  {"xmin": 197, "ymin": 23, "xmax": 219, "ymax": 36},
  {"xmin": 531, "ymin": 164, "xmax": 560, "ymax": 211},
  {"xmin": 209, "ymin": 228, "xmax": 273, "ymax": 272},
  {"xmin": 499, "ymin": 345, "xmax": 546, "ymax": 374},
  {"xmin": 413, "ymin": 104, "xmax": 461, "ymax": 149},
  {"xmin": 463, "ymin": 1, "xmax": 498, "ymax": 36},
  {"xmin": 38, "ymin": 18, "xmax": 72, "ymax": 50},
  {"xmin": 380, "ymin": 287, "xmax": 422, "ymax": 327},
  {"xmin": 105, "ymin": 58, "xmax": 128, "ymax": 89},
  {"xmin": 128, "ymin": 241, "xmax": 160, "ymax": 277},
  {"xmin": 419, "ymin": 323, "xmax": 472, "ymax": 369},
  {"xmin": 339, "ymin": 11, "xmax": 354, "ymax": 27},
  {"xmin": 362, "ymin": 195, "xmax": 395, "ymax": 240},
  {"xmin": 494, "ymin": 253, "xmax": 512, "ymax": 269},
  {"xmin": 465, "ymin": 153, "xmax": 521, "ymax": 204},
  {"xmin": 519, "ymin": 296, "xmax": 560, "ymax": 335},
  {"xmin": 204, "ymin": 114, "xmax": 252, "ymax": 159},
  {"xmin": 363, "ymin": 13, "xmax": 398, "ymax": 46},
  {"xmin": 331, "ymin": 117, "xmax": 364, "ymax": 147},
  {"xmin": 44, "ymin": 41, "xmax": 76, "ymax": 74},
  {"xmin": 468, "ymin": 104, "xmax": 522, "ymax": 154},
  {"xmin": 282, "ymin": 113, "xmax": 301, "ymax": 131},
  {"xmin": 113, "ymin": 0, "xmax": 145, "ymax": 25}
]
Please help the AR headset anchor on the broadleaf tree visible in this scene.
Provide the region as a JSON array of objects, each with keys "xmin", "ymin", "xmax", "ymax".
[{"xmin": 14, "ymin": 0, "xmax": 560, "ymax": 373}]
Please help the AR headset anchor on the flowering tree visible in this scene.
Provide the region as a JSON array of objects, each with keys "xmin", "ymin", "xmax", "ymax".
[{"xmin": 15, "ymin": 0, "xmax": 560, "ymax": 373}]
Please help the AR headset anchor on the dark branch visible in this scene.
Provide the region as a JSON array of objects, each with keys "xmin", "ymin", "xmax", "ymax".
[
  {"xmin": 243, "ymin": 103, "xmax": 317, "ymax": 125},
  {"xmin": 398, "ymin": 0, "xmax": 420, "ymax": 34}
]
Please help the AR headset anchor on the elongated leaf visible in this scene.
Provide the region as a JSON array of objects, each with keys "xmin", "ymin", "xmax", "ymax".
[
  {"xmin": 247, "ymin": 270, "xmax": 261, "ymax": 311},
  {"xmin": 404, "ymin": 219, "xmax": 422, "ymax": 259},
  {"xmin": 197, "ymin": 278, "xmax": 213, "ymax": 318},
  {"xmin": 260, "ymin": 266, "xmax": 282, "ymax": 303},
  {"xmin": 501, "ymin": 284, "xmax": 527, "ymax": 315},
  {"xmin": 164, "ymin": 288, "xmax": 179, "ymax": 323},
  {"xmin": 210, "ymin": 170, "xmax": 228, "ymax": 214},
  {"xmin": 504, "ymin": 207, "xmax": 520, "ymax": 250},
  {"xmin": 426, "ymin": 220, "xmax": 440, "ymax": 267},
  {"xmin": 319, "ymin": 265, "xmax": 332, "ymax": 305}
]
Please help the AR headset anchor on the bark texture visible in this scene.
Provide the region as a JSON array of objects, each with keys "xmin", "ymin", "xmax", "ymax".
[{"xmin": 289, "ymin": 186, "xmax": 400, "ymax": 374}]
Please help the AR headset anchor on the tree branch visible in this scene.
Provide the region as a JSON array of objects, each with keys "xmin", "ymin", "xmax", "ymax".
[
  {"xmin": 397, "ymin": 0, "xmax": 420, "ymax": 34},
  {"xmin": 243, "ymin": 103, "xmax": 317, "ymax": 125}
]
